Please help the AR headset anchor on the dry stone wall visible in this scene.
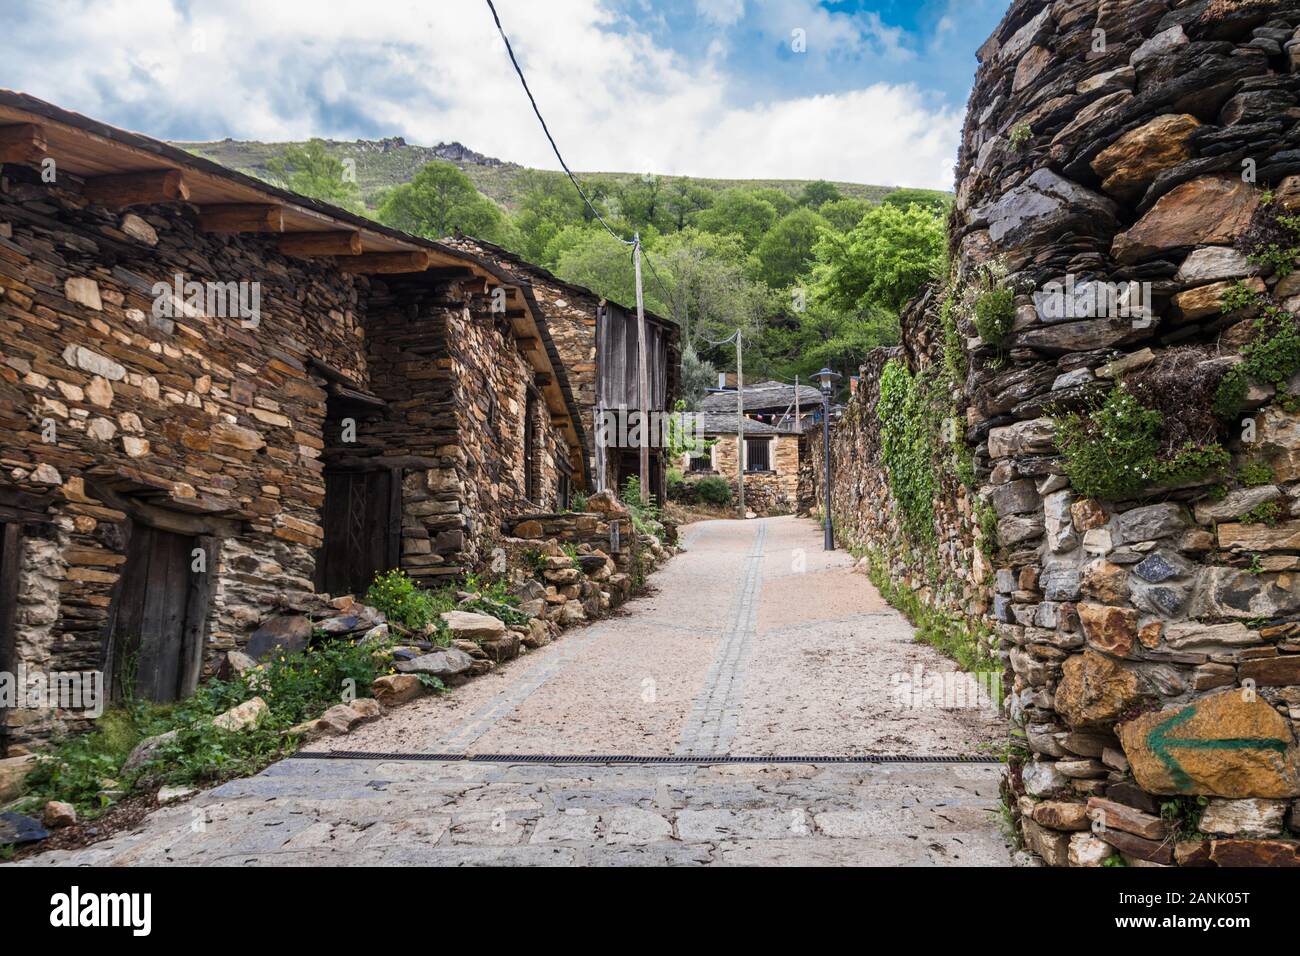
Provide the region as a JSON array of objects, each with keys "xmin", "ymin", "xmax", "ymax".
[{"xmin": 818, "ymin": 0, "xmax": 1300, "ymax": 866}]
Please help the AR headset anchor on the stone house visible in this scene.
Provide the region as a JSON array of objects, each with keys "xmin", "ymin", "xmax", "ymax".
[
  {"xmin": 443, "ymin": 237, "xmax": 681, "ymax": 502},
  {"xmin": 679, "ymin": 412, "xmax": 800, "ymax": 515},
  {"xmin": 690, "ymin": 380, "xmax": 820, "ymax": 514},
  {"xmin": 0, "ymin": 92, "xmax": 591, "ymax": 751}
]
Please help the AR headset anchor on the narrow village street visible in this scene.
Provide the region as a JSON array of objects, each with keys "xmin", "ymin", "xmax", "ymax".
[{"xmin": 18, "ymin": 517, "xmax": 1010, "ymax": 867}]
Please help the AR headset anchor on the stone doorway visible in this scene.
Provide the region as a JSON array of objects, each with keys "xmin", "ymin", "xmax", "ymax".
[
  {"xmin": 108, "ymin": 524, "xmax": 213, "ymax": 703},
  {"xmin": 315, "ymin": 468, "xmax": 401, "ymax": 598}
]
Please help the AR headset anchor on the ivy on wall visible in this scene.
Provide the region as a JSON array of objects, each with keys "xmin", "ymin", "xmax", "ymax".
[{"xmin": 878, "ymin": 358, "xmax": 939, "ymax": 544}]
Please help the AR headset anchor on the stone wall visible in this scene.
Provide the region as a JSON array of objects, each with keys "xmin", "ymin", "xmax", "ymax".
[
  {"xmin": 706, "ymin": 433, "xmax": 801, "ymax": 516},
  {"xmin": 817, "ymin": 0, "xmax": 1300, "ymax": 866}
]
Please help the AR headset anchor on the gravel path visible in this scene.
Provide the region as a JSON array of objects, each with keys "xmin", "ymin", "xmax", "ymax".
[{"xmin": 15, "ymin": 516, "xmax": 1011, "ymax": 866}]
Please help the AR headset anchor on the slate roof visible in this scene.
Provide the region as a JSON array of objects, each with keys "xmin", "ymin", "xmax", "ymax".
[
  {"xmin": 698, "ymin": 380, "xmax": 824, "ymax": 414},
  {"xmin": 682, "ymin": 412, "xmax": 793, "ymax": 436}
]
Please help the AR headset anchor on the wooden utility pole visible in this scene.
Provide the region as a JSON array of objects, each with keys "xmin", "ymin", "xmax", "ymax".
[
  {"xmin": 633, "ymin": 234, "xmax": 650, "ymax": 505},
  {"xmin": 794, "ymin": 374, "xmax": 801, "ymax": 431},
  {"xmin": 736, "ymin": 330, "xmax": 745, "ymax": 518}
]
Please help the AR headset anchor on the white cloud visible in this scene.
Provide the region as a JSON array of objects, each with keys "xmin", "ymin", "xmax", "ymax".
[
  {"xmin": 696, "ymin": 0, "xmax": 745, "ymax": 27},
  {"xmin": 0, "ymin": 0, "xmax": 959, "ymax": 190}
]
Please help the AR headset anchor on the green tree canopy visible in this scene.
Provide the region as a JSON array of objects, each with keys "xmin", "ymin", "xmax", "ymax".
[
  {"xmin": 881, "ymin": 187, "xmax": 952, "ymax": 218},
  {"xmin": 267, "ymin": 140, "xmax": 363, "ymax": 213},
  {"xmin": 798, "ymin": 180, "xmax": 842, "ymax": 209},
  {"xmin": 754, "ymin": 208, "xmax": 829, "ymax": 289},
  {"xmin": 691, "ymin": 189, "xmax": 779, "ymax": 251},
  {"xmin": 377, "ymin": 161, "xmax": 508, "ymax": 243},
  {"xmin": 809, "ymin": 202, "xmax": 945, "ymax": 316}
]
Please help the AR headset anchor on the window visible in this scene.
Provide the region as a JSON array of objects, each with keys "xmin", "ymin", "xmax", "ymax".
[
  {"xmin": 745, "ymin": 437, "xmax": 772, "ymax": 472},
  {"xmin": 688, "ymin": 449, "xmax": 713, "ymax": 473}
]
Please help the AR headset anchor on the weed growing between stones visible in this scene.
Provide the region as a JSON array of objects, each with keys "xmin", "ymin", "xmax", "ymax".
[
  {"xmin": 1238, "ymin": 461, "xmax": 1275, "ymax": 487},
  {"xmin": 972, "ymin": 274, "xmax": 1016, "ymax": 348},
  {"xmin": 15, "ymin": 637, "xmax": 390, "ymax": 820},
  {"xmin": 1240, "ymin": 500, "xmax": 1284, "ymax": 526},
  {"xmin": 365, "ymin": 568, "xmax": 456, "ymax": 632},
  {"xmin": 1239, "ymin": 194, "xmax": 1300, "ymax": 278},
  {"xmin": 1055, "ymin": 383, "xmax": 1230, "ymax": 501},
  {"xmin": 862, "ymin": 548, "xmax": 998, "ymax": 672}
]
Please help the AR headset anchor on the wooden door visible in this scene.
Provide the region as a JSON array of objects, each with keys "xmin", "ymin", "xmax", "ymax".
[
  {"xmin": 111, "ymin": 525, "xmax": 204, "ymax": 703},
  {"xmin": 316, "ymin": 469, "xmax": 400, "ymax": 597}
]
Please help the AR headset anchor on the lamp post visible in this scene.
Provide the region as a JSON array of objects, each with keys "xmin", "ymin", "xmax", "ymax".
[{"xmin": 815, "ymin": 368, "xmax": 841, "ymax": 551}]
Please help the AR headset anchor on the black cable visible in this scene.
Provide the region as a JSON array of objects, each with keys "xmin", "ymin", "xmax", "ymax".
[{"xmin": 484, "ymin": 0, "xmax": 633, "ymax": 247}]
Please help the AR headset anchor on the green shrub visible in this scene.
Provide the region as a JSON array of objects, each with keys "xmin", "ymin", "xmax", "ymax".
[
  {"xmin": 1240, "ymin": 500, "xmax": 1283, "ymax": 526},
  {"xmin": 1009, "ymin": 122, "xmax": 1032, "ymax": 151},
  {"xmin": 622, "ymin": 476, "xmax": 664, "ymax": 541},
  {"xmin": 973, "ymin": 285, "xmax": 1015, "ymax": 346},
  {"xmin": 365, "ymin": 568, "xmax": 450, "ymax": 630},
  {"xmin": 570, "ymin": 491, "xmax": 588, "ymax": 513},
  {"xmin": 695, "ymin": 475, "xmax": 732, "ymax": 506},
  {"xmin": 1056, "ymin": 386, "xmax": 1227, "ymax": 501},
  {"xmin": 1238, "ymin": 461, "xmax": 1274, "ymax": 487}
]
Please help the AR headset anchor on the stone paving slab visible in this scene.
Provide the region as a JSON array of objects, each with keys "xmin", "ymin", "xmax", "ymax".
[{"xmin": 16, "ymin": 760, "xmax": 1009, "ymax": 866}]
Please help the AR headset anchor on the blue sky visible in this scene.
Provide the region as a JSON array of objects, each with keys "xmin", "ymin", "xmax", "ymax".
[{"xmin": 0, "ymin": 0, "xmax": 1009, "ymax": 190}]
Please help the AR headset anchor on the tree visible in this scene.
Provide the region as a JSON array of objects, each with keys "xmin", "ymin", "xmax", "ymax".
[
  {"xmin": 809, "ymin": 202, "xmax": 945, "ymax": 316},
  {"xmin": 553, "ymin": 226, "xmax": 645, "ymax": 309},
  {"xmin": 882, "ymin": 187, "xmax": 952, "ymax": 218},
  {"xmin": 751, "ymin": 188, "xmax": 797, "ymax": 219},
  {"xmin": 692, "ymin": 189, "xmax": 779, "ymax": 251},
  {"xmin": 819, "ymin": 198, "xmax": 871, "ymax": 232},
  {"xmin": 267, "ymin": 140, "xmax": 363, "ymax": 213},
  {"xmin": 377, "ymin": 161, "xmax": 507, "ymax": 243},
  {"xmin": 680, "ymin": 346, "xmax": 719, "ymax": 408},
  {"xmin": 650, "ymin": 228, "xmax": 771, "ymax": 349},
  {"xmin": 754, "ymin": 208, "xmax": 829, "ymax": 289},
  {"xmin": 798, "ymin": 180, "xmax": 842, "ymax": 209},
  {"xmin": 662, "ymin": 178, "xmax": 714, "ymax": 230}
]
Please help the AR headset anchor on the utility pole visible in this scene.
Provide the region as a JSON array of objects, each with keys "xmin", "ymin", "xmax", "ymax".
[
  {"xmin": 633, "ymin": 233, "xmax": 650, "ymax": 505},
  {"xmin": 794, "ymin": 374, "xmax": 800, "ymax": 432},
  {"xmin": 736, "ymin": 329, "xmax": 745, "ymax": 519}
]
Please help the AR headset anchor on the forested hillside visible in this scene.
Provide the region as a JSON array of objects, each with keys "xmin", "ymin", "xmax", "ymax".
[{"xmin": 177, "ymin": 137, "xmax": 950, "ymax": 398}]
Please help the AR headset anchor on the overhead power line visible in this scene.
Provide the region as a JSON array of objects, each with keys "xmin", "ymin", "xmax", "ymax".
[{"xmin": 484, "ymin": 0, "xmax": 633, "ymax": 247}]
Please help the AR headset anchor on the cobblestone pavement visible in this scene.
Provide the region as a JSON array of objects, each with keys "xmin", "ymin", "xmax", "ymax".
[{"xmin": 19, "ymin": 517, "xmax": 1012, "ymax": 866}]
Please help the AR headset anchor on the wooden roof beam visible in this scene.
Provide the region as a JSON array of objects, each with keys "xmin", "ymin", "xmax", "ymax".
[
  {"xmin": 0, "ymin": 123, "xmax": 47, "ymax": 164},
  {"xmin": 199, "ymin": 204, "xmax": 284, "ymax": 234},
  {"xmin": 335, "ymin": 251, "xmax": 432, "ymax": 275},
  {"xmin": 534, "ymin": 372, "xmax": 553, "ymax": 387},
  {"xmin": 279, "ymin": 231, "xmax": 363, "ymax": 257},
  {"xmin": 84, "ymin": 169, "xmax": 189, "ymax": 209}
]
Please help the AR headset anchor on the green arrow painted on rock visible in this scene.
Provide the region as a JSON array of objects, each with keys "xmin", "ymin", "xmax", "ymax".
[{"xmin": 1147, "ymin": 705, "xmax": 1289, "ymax": 792}]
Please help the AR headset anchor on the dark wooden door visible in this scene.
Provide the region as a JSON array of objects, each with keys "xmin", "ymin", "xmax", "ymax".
[
  {"xmin": 112, "ymin": 526, "xmax": 200, "ymax": 703},
  {"xmin": 316, "ymin": 469, "xmax": 399, "ymax": 597}
]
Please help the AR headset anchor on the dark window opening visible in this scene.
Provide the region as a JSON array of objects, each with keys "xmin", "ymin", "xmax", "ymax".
[
  {"xmin": 745, "ymin": 437, "xmax": 772, "ymax": 472},
  {"xmin": 689, "ymin": 452, "xmax": 713, "ymax": 473},
  {"xmin": 524, "ymin": 390, "xmax": 540, "ymax": 503}
]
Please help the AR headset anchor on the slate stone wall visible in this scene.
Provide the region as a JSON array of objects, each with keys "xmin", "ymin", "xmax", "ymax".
[{"xmin": 818, "ymin": 0, "xmax": 1300, "ymax": 866}]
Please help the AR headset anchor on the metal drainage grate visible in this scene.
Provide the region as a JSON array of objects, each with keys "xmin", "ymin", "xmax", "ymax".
[{"xmin": 289, "ymin": 751, "xmax": 1003, "ymax": 765}]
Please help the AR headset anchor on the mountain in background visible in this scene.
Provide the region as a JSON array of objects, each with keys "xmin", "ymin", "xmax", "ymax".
[{"xmin": 172, "ymin": 136, "xmax": 911, "ymax": 212}]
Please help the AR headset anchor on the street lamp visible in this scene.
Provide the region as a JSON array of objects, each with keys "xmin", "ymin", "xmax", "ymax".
[{"xmin": 815, "ymin": 368, "xmax": 841, "ymax": 551}]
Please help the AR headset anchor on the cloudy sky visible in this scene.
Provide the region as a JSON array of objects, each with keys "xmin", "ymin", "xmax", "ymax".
[{"xmin": 1, "ymin": 0, "xmax": 1007, "ymax": 191}]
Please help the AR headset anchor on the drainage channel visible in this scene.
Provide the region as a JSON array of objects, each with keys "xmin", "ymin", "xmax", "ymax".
[{"xmin": 289, "ymin": 751, "xmax": 1003, "ymax": 765}]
